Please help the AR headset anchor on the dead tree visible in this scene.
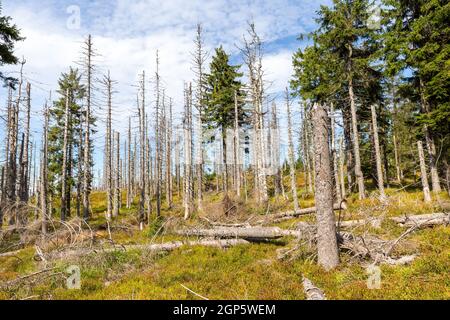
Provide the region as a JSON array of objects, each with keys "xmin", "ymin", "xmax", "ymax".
[
  {"xmin": 234, "ymin": 91, "xmax": 241, "ymax": 197},
  {"xmin": 370, "ymin": 104, "xmax": 386, "ymax": 200},
  {"xmin": 347, "ymin": 47, "xmax": 366, "ymax": 200},
  {"xmin": 312, "ymin": 103, "xmax": 340, "ymax": 270},
  {"xmin": 60, "ymin": 89, "xmax": 71, "ymax": 221},
  {"xmin": 183, "ymin": 84, "xmax": 194, "ymax": 219},
  {"xmin": 113, "ymin": 131, "xmax": 120, "ymax": 217},
  {"xmin": 103, "ymin": 72, "xmax": 113, "ymax": 220},
  {"xmin": 330, "ymin": 103, "xmax": 341, "ymax": 202},
  {"xmin": 166, "ymin": 97, "xmax": 173, "ymax": 208},
  {"xmin": 285, "ymin": 88, "xmax": 299, "ymax": 212},
  {"xmin": 242, "ymin": 23, "xmax": 268, "ymax": 203},
  {"xmin": 126, "ymin": 117, "xmax": 132, "ymax": 208},
  {"xmin": 192, "ymin": 24, "xmax": 207, "ymax": 211},
  {"xmin": 154, "ymin": 52, "xmax": 162, "ymax": 218},
  {"xmin": 6, "ymin": 60, "xmax": 24, "ymax": 222},
  {"xmin": 82, "ymin": 35, "xmax": 94, "ymax": 220},
  {"xmin": 19, "ymin": 82, "xmax": 31, "ymax": 205},
  {"xmin": 417, "ymin": 140, "xmax": 432, "ymax": 203},
  {"xmin": 338, "ymin": 137, "xmax": 346, "ymax": 199}
]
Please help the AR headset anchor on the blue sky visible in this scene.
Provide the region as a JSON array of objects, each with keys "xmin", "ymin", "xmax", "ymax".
[{"xmin": 1, "ymin": 0, "xmax": 332, "ymax": 178}]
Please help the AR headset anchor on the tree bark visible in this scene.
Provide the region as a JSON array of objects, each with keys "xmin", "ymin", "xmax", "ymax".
[
  {"xmin": 60, "ymin": 89, "xmax": 71, "ymax": 221},
  {"xmin": 286, "ymin": 88, "xmax": 299, "ymax": 211},
  {"xmin": 417, "ymin": 140, "xmax": 432, "ymax": 203},
  {"xmin": 312, "ymin": 103, "xmax": 340, "ymax": 270}
]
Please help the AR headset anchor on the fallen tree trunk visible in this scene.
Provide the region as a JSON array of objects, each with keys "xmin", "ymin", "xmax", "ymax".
[
  {"xmin": 45, "ymin": 238, "xmax": 249, "ymax": 260},
  {"xmin": 176, "ymin": 226, "xmax": 300, "ymax": 240},
  {"xmin": 259, "ymin": 202, "xmax": 348, "ymax": 225},
  {"xmin": 302, "ymin": 277, "xmax": 326, "ymax": 300}
]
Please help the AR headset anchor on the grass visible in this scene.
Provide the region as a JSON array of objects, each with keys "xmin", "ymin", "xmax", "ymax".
[{"xmin": 0, "ymin": 186, "xmax": 449, "ymax": 300}]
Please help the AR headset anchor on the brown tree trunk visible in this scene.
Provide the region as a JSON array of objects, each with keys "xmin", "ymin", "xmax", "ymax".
[
  {"xmin": 417, "ymin": 140, "xmax": 432, "ymax": 203},
  {"xmin": 370, "ymin": 104, "xmax": 386, "ymax": 200},
  {"xmin": 312, "ymin": 103, "xmax": 339, "ymax": 270}
]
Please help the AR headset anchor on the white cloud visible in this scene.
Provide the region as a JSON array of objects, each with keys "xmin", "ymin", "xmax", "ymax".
[{"xmin": 1, "ymin": 0, "xmax": 329, "ymax": 171}]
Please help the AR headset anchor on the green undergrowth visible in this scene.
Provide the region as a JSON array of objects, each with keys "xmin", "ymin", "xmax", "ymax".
[{"xmin": 0, "ymin": 189, "xmax": 449, "ymax": 300}]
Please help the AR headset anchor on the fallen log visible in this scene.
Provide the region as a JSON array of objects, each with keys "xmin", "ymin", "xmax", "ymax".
[
  {"xmin": 176, "ymin": 226, "xmax": 300, "ymax": 240},
  {"xmin": 260, "ymin": 201, "xmax": 348, "ymax": 225},
  {"xmin": 45, "ymin": 238, "xmax": 249, "ymax": 260}
]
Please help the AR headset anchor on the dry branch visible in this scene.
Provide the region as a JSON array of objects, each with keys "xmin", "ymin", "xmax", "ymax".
[
  {"xmin": 302, "ymin": 277, "xmax": 326, "ymax": 300},
  {"xmin": 176, "ymin": 226, "xmax": 300, "ymax": 240}
]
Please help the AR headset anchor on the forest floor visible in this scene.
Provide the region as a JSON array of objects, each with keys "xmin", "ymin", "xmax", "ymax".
[{"xmin": 0, "ymin": 181, "xmax": 449, "ymax": 300}]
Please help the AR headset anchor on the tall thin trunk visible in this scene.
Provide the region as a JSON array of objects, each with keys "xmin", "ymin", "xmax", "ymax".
[
  {"xmin": 312, "ymin": 103, "xmax": 339, "ymax": 270},
  {"xmin": 419, "ymin": 78, "xmax": 441, "ymax": 193},
  {"xmin": 417, "ymin": 140, "xmax": 432, "ymax": 203},
  {"xmin": 127, "ymin": 117, "xmax": 132, "ymax": 208},
  {"xmin": 105, "ymin": 72, "xmax": 113, "ymax": 220},
  {"xmin": 393, "ymin": 134, "xmax": 401, "ymax": 183},
  {"xmin": 19, "ymin": 82, "xmax": 31, "ymax": 204},
  {"xmin": 338, "ymin": 137, "xmax": 346, "ymax": 199},
  {"xmin": 41, "ymin": 103, "xmax": 49, "ymax": 235},
  {"xmin": 330, "ymin": 104, "xmax": 341, "ymax": 202},
  {"xmin": 138, "ymin": 72, "xmax": 146, "ymax": 229},
  {"xmin": 234, "ymin": 91, "xmax": 241, "ymax": 197},
  {"xmin": 82, "ymin": 35, "xmax": 93, "ymax": 220},
  {"xmin": 347, "ymin": 46, "xmax": 365, "ymax": 199},
  {"xmin": 285, "ymin": 88, "xmax": 299, "ymax": 212},
  {"xmin": 60, "ymin": 89, "xmax": 71, "ymax": 221},
  {"xmin": 155, "ymin": 52, "xmax": 162, "ymax": 218},
  {"xmin": 370, "ymin": 104, "xmax": 386, "ymax": 200}
]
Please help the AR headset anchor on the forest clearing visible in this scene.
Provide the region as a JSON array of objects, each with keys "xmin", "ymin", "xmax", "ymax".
[{"xmin": 0, "ymin": 0, "xmax": 449, "ymax": 302}]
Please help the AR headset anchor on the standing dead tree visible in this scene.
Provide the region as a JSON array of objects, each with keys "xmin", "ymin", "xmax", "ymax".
[
  {"xmin": 40, "ymin": 102, "xmax": 50, "ymax": 235},
  {"xmin": 191, "ymin": 24, "xmax": 207, "ymax": 211},
  {"xmin": 18, "ymin": 82, "xmax": 31, "ymax": 206},
  {"xmin": 417, "ymin": 140, "xmax": 432, "ymax": 203},
  {"xmin": 183, "ymin": 84, "xmax": 194, "ymax": 219},
  {"xmin": 60, "ymin": 89, "xmax": 71, "ymax": 221},
  {"xmin": 370, "ymin": 104, "xmax": 386, "ymax": 200},
  {"xmin": 312, "ymin": 103, "xmax": 339, "ymax": 270},
  {"xmin": 113, "ymin": 131, "xmax": 120, "ymax": 218},
  {"xmin": 81, "ymin": 35, "xmax": 94, "ymax": 220},
  {"xmin": 154, "ymin": 52, "xmax": 162, "ymax": 218},
  {"xmin": 126, "ymin": 117, "xmax": 132, "ymax": 209},
  {"xmin": 242, "ymin": 23, "xmax": 268, "ymax": 204},
  {"xmin": 138, "ymin": 71, "xmax": 146, "ymax": 229},
  {"xmin": 102, "ymin": 72, "xmax": 114, "ymax": 220}
]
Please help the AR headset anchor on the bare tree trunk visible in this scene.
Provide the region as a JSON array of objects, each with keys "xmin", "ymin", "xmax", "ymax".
[
  {"xmin": 76, "ymin": 119, "xmax": 83, "ymax": 218},
  {"xmin": 312, "ymin": 103, "xmax": 339, "ymax": 270},
  {"xmin": 113, "ymin": 131, "xmax": 120, "ymax": 217},
  {"xmin": 127, "ymin": 117, "xmax": 132, "ymax": 208},
  {"xmin": 234, "ymin": 91, "xmax": 241, "ymax": 198},
  {"xmin": 370, "ymin": 104, "xmax": 386, "ymax": 200},
  {"xmin": 104, "ymin": 72, "xmax": 113, "ymax": 220},
  {"xmin": 19, "ymin": 82, "xmax": 31, "ymax": 204},
  {"xmin": 338, "ymin": 137, "xmax": 346, "ymax": 199},
  {"xmin": 60, "ymin": 89, "xmax": 71, "ymax": 221},
  {"xmin": 183, "ymin": 84, "xmax": 194, "ymax": 219},
  {"xmin": 138, "ymin": 72, "xmax": 146, "ymax": 229},
  {"xmin": 419, "ymin": 78, "xmax": 441, "ymax": 193},
  {"xmin": 348, "ymin": 78, "xmax": 365, "ymax": 199},
  {"xmin": 330, "ymin": 104, "xmax": 341, "ymax": 202},
  {"xmin": 166, "ymin": 98, "xmax": 173, "ymax": 208},
  {"xmin": 155, "ymin": 53, "xmax": 162, "ymax": 218},
  {"xmin": 192, "ymin": 24, "xmax": 206, "ymax": 211},
  {"xmin": 41, "ymin": 103, "xmax": 50, "ymax": 235},
  {"xmin": 393, "ymin": 134, "xmax": 401, "ymax": 183},
  {"xmin": 82, "ymin": 35, "xmax": 93, "ymax": 220},
  {"xmin": 285, "ymin": 88, "xmax": 299, "ymax": 212},
  {"xmin": 417, "ymin": 140, "xmax": 432, "ymax": 203}
]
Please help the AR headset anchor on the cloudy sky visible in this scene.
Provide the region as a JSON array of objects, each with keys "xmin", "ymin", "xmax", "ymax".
[{"xmin": 1, "ymin": 0, "xmax": 332, "ymax": 174}]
